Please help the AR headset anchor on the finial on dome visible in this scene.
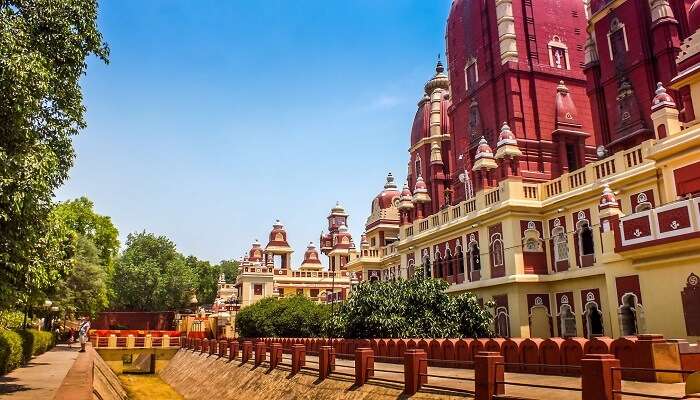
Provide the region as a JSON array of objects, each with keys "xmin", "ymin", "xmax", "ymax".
[
  {"xmin": 475, "ymin": 136, "xmax": 494, "ymax": 159},
  {"xmin": 384, "ymin": 172, "xmax": 397, "ymax": 189},
  {"xmin": 435, "ymin": 54, "xmax": 445, "ymax": 74},
  {"xmin": 651, "ymin": 82, "xmax": 676, "ymax": 111}
]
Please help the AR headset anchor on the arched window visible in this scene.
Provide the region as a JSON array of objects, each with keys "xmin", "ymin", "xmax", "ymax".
[
  {"xmin": 619, "ymin": 293, "xmax": 639, "ymax": 336},
  {"xmin": 423, "ymin": 254, "xmax": 432, "ymax": 278},
  {"xmin": 578, "ymin": 221, "xmax": 595, "ymax": 256},
  {"xmin": 495, "ymin": 307, "xmax": 510, "ymax": 337},
  {"xmin": 470, "ymin": 242, "xmax": 481, "ymax": 271},
  {"xmin": 559, "ymin": 304, "xmax": 577, "ymax": 337},
  {"xmin": 491, "ymin": 233, "xmax": 504, "ymax": 267},
  {"xmin": 456, "ymin": 246, "xmax": 465, "ymax": 274},
  {"xmin": 585, "ymin": 302, "xmax": 604, "ymax": 338},
  {"xmin": 552, "ymin": 226, "xmax": 569, "ymax": 262},
  {"xmin": 415, "ymin": 156, "xmax": 422, "ymax": 179},
  {"xmin": 445, "ymin": 249, "xmax": 453, "ymax": 277},
  {"xmin": 434, "ymin": 252, "xmax": 443, "ymax": 278},
  {"xmin": 408, "ymin": 259, "xmax": 416, "ymax": 279}
]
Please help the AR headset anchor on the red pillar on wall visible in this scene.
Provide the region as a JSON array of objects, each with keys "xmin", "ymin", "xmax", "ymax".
[
  {"xmin": 319, "ymin": 346, "xmax": 333, "ymax": 380},
  {"xmin": 229, "ymin": 340, "xmax": 239, "ymax": 361},
  {"xmin": 474, "ymin": 351, "xmax": 504, "ymax": 400},
  {"xmin": 354, "ymin": 348, "xmax": 375, "ymax": 387},
  {"xmin": 270, "ymin": 343, "xmax": 282, "ymax": 369},
  {"xmin": 242, "ymin": 340, "xmax": 253, "ymax": 363},
  {"xmin": 403, "ymin": 349, "xmax": 427, "ymax": 395},
  {"xmin": 581, "ymin": 354, "xmax": 621, "ymax": 400},
  {"xmin": 254, "ymin": 341, "xmax": 266, "ymax": 367},
  {"xmin": 291, "ymin": 344, "xmax": 306, "ymax": 375}
]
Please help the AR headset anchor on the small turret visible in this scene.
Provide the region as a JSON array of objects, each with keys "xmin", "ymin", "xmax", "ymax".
[{"xmin": 650, "ymin": 82, "xmax": 680, "ymax": 138}]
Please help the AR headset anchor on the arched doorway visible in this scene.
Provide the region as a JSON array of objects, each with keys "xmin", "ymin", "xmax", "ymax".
[
  {"xmin": 559, "ymin": 304, "xmax": 577, "ymax": 337},
  {"xmin": 584, "ymin": 302, "xmax": 604, "ymax": 338},
  {"xmin": 619, "ymin": 293, "xmax": 639, "ymax": 336},
  {"xmin": 529, "ymin": 306, "xmax": 551, "ymax": 339},
  {"xmin": 495, "ymin": 307, "xmax": 510, "ymax": 338}
]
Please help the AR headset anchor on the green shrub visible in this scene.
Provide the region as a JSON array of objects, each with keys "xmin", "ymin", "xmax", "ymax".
[
  {"xmin": 323, "ymin": 268, "xmax": 494, "ymax": 339},
  {"xmin": 236, "ymin": 295, "xmax": 330, "ymax": 338},
  {"xmin": 0, "ymin": 311, "xmax": 24, "ymax": 330},
  {"xmin": 0, "ymin": 330, "xmax": 23, "ymax": 374},
  {"xmin": 15, "ymin": 329, "xmax": 56, "ymax": 364}
]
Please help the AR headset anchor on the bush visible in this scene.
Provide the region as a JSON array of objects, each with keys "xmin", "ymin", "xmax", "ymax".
[
  {"xmin": 16, "ymin": 329, "xmax": 55, "ymax": 363},
  {"xmin": 236, "ymin": 295, "xmax": 330, "ymax": 338},
  {"xmin": 323, "ymin": 268, "xmax": 494, "ymax": 339},
  {"xmin": 0, "ymin": 329, "xmax": 56, "ymax": 374},
  {"xmin": 0, "ymin": 311, "xmax": 24, "ymax": 330},
  {"xmin": 0, "ymin": 330, "xmax": 23, "ymax": 374}
]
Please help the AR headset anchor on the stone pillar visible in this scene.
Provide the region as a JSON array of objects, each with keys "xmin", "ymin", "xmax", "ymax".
[
  {"xmin": 219, "ymin": 340, "xmax": 227, "ymax": 357},
  {"xmin": 242, "ymin": 340, "xmax": 253, "ymax": 363},
  {"xmin": 291, "ymin": 344, "xmax": 306, "ymax": 375},
  {"xmin": 254, "ymin": 341, "xmax": 266, "ymax": 367},
  {"xmin": 201, "ymin": 339, "xmax": 208, "ymax": 354},
  {"xmin": 581, "ymin": 354, "xmax": 620, "ymax": 400},
  {"xmin": 209, "ymin": 339, "xmax": 217, "ymax": 356},
  {"xmin": 404, "ymin": 349, "xmax": 428, "ymax": 395},
  {"xmin": 270, "ymin": 343, "xmax": 283, "ymax": 369},
  {"xmin": 127, "ymin": 334, "xmax": 135, "ymax": 349},
  {"xmin": 229, "ymin": 340, "xmax": 239, "ymax": 361},
  {"xmin": 474, "ymin": 351, "xmax": 504, "ymax": 400},
  {"xmin": 319, "ymin": 346, "xmax": 333, "ymax": 380},
  {"xmin": 195, "ymin": 338, "xmax": 201, "ymax": 352},
  {"xmin": 354, "ymin": 348, "xmax": 375, "ymax": 387}
]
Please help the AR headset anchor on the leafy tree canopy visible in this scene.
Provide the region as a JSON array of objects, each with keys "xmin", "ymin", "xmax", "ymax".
[
  {"xmin": 0, "ymin": 0, "xmax": 108, "ymax": 307},
  {"xmin": 110, "ymin": 232, "xmax": 194, "ymax": 311},
  {"xmin": 53, "ymin": 235, "xmax": 107, "ymax": 317},
  {"xmin": 52, "ymin": 197, "xmax": 119, "ymax": 266},
  {"xmin": 324, "ymin": 270, "xmax": 494, "ymax": 339},
  {"xmin": 218, "ymin": 259, "xmax": 239, "ymax": 283}
]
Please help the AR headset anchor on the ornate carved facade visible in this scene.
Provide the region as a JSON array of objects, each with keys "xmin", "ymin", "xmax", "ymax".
[{"xmin": 345, "ymin": 0, "xmax": 700, "ymax": 341}]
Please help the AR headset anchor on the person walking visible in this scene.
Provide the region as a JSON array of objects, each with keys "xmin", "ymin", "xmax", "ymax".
[{"xmin": 78, "ymin": 317, "xmax": 91, "ymax": 352}]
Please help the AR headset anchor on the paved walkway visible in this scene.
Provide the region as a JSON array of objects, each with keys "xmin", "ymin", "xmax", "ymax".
[{"xmin": 0, "ymin": 344, "xmax": 80, "ymax": 399}]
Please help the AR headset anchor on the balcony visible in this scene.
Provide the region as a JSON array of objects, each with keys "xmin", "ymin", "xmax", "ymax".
[
  {"xmin": 401, "ymin": 141, "xmax": 655, "ymax": 242},
  {"xmin": 618, "ymin": 198, "xmax": 700, "ymax": 251}
]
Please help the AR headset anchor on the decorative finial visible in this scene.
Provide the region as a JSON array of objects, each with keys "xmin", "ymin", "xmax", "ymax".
[{"xmin": 436, "ymin": 54, "xmax": 445, "ymax": 74}]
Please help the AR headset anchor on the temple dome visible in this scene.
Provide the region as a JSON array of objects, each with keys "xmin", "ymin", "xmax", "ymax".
[
  {"xmin": 300, "ymin": 242, "xmax": 323, "ymax": 271},
  {"xmin": 410, "ymin": 62, "xmax": 451, "ymax": 147},
  {"xmin": 266, "ymin": 219, "xmax": 291, "ymax": 249},
  {"xmin": 248, "ymin": 239, "xmax": 264, "ymax": 262},
  {"xmin": 651, "ymin": 82, "xmax": 676, "ymax": 111},
  {"xmin": 475, "ymin": 137, "xmax": 494, "ymax": 160},
  {"xmin": 374, "ymin": 172, "xmax": 400, "ymax": 209}
]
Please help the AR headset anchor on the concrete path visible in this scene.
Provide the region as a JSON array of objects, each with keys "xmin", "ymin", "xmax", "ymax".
[{"xmin": 0, "ymin": 344, "xmax": 80, "ymax": 399}]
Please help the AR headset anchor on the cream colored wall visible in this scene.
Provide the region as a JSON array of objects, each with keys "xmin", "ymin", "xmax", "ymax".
[{"xmin": 604, "ymin": 258, "xmax": 700, "ymax": 341}]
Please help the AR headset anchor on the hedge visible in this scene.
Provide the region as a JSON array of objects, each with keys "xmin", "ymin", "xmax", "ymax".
[
  {"xmin": 0, "ymin": 330, "xmax": 23, "ymax": 374},
  {"xmin": 0, "ymin": 329, "xmax": 56, "ymax": 375}
]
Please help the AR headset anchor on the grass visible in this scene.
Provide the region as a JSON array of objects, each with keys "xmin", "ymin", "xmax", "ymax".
[{"xmin": 118, "ymin": 373, "xmax": 184, "ymax": 400}]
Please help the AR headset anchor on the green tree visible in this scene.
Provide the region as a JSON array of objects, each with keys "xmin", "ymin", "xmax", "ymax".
[
  {"xmin": 324, "ymin": 269, "xmax": 494, "ymax": 339},
  {"xmin": 187, "ymin": 256, "xmax": 219, "ymax": 306},
  {"xmin": 52, "ymin": 197, "xmax": 119, "ymax": 266},
  {"xmin": 0, "ymin": 0, "xmax": 108, "ymax": 308},
  {"xmin": 110, "ymin": 232, "xmax": 194, "ymax": 311},
  {"xmin": 218, "ymin": 259, "xmax": 239, "ymax": 283},
  {"xmin": 54, "ymin": 235, "xmax": 108, "ymax": 317}
]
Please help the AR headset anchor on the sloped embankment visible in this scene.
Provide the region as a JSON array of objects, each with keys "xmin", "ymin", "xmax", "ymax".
[{"xmin": 159, "ymin": 349, "xmax": 465, "ymax": 400}]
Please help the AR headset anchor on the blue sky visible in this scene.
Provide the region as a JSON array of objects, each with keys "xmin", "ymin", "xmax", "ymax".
[{"xmin": 56, "ymin": 0, "xmax": 451, "ymax": 265}]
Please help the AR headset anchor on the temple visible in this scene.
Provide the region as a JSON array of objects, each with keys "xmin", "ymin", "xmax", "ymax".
[
  {"xmin": 346, "ymin": 0, "xmax": 700, "ymax": 341},
  {"xmin": 235, "ymin": 216, "xmax": 356, "ymax": 306}
]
